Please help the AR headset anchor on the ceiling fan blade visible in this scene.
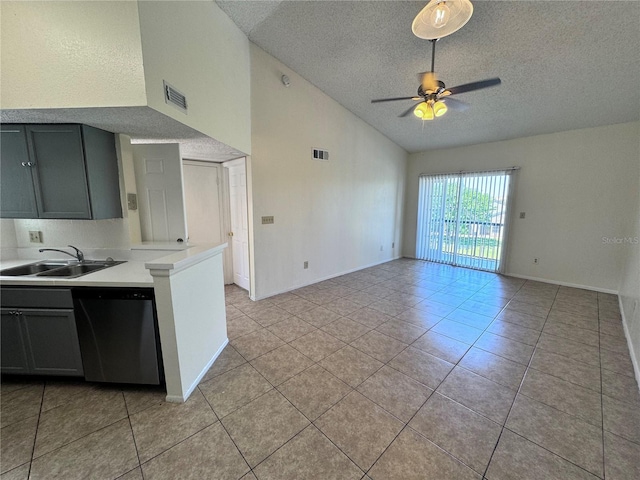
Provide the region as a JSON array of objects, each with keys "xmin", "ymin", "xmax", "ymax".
[
  {"xmin": 446, "ymin": 78, "xmax": 501, "ymax": 96},
  {"xmin": 371, "ymin": 96, "xmax": 418, "ymax": 103},
  {"xmin": 399, "ymin": 104, "xmax": 418, "ymax": 118},
  {"xmin": 443, "ymin": 97, "xmax": 470, "ymax": 112}
]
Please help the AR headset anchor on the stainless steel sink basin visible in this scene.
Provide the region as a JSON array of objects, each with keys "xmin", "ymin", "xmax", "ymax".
[
  {"xmin": 0, "ymin": 262, "xmax": 69, "ymax": 276},
  {"xmin": 0, "ymin": 260, "xmax": 125, "ymax": 278}
]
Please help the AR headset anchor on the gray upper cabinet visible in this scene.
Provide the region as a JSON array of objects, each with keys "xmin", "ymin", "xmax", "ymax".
[
  {"xmin": 0, "ymin": 125, "xmax": 38, "ymax": 218},
  {"xmin": 0, "ymin": 124, "xmax": 122, "ymax": 219}
]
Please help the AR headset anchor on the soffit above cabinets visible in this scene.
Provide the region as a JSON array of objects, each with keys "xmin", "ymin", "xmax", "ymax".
[{"xmin": 0, "ymin": 107, "xmax": 245, "ymax": 162}]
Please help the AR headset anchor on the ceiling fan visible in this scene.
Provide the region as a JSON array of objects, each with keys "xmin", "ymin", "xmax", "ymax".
[{"xmin": 371, "ymin": 39, "xmax": 501, "ymax": 120}]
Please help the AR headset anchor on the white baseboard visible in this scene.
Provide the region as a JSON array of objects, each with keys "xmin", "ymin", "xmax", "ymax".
[
  {"xmin": 165, "ymin": 338, "xmax": 229, "ymax": 403},
  {"xmin": 505, "ymin": 273, "xmax": 618, "ymax": 295},
  {"xmin": 252, "ymin": 255, "xmax": 402, "ymax": 301},
  {"xmin": 618, "ymin": 297, "xmax": 640, "ymax": 393}
]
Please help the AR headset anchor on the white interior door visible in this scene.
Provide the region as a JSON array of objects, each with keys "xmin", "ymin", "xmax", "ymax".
[
  {"xmin": 183, "ymin": 161, "xmax": 224, "ymax": 245},
  {"xmin": 224, "ymin": 159, "xmax": 250, "ymax": 290},
  {"xmin": 132, "ymin": 144, "xmax": 187, "ymax": 243},
  {"xmin": 183, "ymin": 160, "xmax": 234, "ymax": 284}
]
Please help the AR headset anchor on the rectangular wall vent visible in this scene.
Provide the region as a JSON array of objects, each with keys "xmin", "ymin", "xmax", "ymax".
[
  {"xmin": 312, "ymin": 148, "xmax": 329, "ymax": 161},
  {"xmin": 163, "ymin": 81, "xmax": 188, "ymax": 113}
]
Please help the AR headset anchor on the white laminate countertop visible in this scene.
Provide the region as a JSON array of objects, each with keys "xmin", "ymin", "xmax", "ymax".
[
  {"xmin": 0, "ymin": 243, "xmax": 228, "ymax": 288},
  {"xmin": 0, "ymin": 258, "xmax": 154, "ymax": 287}
]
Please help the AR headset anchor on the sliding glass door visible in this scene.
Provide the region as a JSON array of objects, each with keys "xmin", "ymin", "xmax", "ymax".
[{"xmin": 416, "ymin": 169, "xmax": 516, "ymax": 272}]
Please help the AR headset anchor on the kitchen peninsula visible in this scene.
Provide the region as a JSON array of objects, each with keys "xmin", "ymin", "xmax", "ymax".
[{"xmin": 0, "ymin": 243, "xmax": 228, "ymax": 403}]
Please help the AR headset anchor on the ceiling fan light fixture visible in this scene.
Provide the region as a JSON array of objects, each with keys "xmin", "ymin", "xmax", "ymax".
[
  {"xmin": 414, "ymin": 102, "xmax": 435, "ymax": 120},
  {"xmin": 433, "ymin": 100, "xmax": 448, "ymax": 117},
  {"xmin": 412, "ymin": 0, "xmax": 474, "ymax": 40}
]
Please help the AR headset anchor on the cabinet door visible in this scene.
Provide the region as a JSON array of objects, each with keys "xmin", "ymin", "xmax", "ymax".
[
  {"xmin": 21, "ymin": 308, "xmax": 84, "ymax": 376},
  {"xmin": 25, "ymin": 125, "xmax": 91, "ymax": 219},
  {"xmin": 0, "ymin": 309, "xmax": 30, "ymax": 374},
  {"xmin": 0, "ymin": 125, "xmax": 38, "ymax": 218}
]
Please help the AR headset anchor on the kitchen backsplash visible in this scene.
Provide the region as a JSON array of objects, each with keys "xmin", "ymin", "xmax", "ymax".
[{"xmin": 10, "ymin": 218, "xmax": 131, "ymax": 249}]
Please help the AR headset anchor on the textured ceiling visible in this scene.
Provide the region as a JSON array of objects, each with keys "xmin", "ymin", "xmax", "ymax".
[{"xmin": 218, "ymin": 0, "xmax": 640, "ymax": 152}]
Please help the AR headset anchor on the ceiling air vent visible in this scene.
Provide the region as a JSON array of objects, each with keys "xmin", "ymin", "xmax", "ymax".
[
  {"xmin": 312, "ymin": 148, "xmax": 329, "ymax": 161},
  {"xmin": 163, "ymin": 81, "xmax": 188, "ymax": 113}
]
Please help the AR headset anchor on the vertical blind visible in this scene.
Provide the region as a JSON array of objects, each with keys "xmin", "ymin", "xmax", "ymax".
[{"xmin": 416, "ymin": 169, "xmax": 517, "ymax": 273}]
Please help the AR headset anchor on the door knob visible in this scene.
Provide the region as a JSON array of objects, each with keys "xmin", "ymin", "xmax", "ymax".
[{"xmin": 228, "ymin": 232, "xmax": 234, "ymax": 237}]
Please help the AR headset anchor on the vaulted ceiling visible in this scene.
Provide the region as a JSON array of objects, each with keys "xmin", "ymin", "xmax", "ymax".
[{"xmin": 218, "ymin": 0, "xmax": 640, "ymax": 152}]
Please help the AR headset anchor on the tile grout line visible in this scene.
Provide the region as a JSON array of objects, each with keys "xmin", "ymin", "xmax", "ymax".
[
  {"xmin": 123, "ymin": 389, "xmax": 144, "ymax": 478},
  {"xmin": 479, "ymin": 278, "xmax": 548, "ymax": 479},
  {"xmin": 25, "ymin": 378, "xmax": 47, "ymax": 478},
  {"xmin": 361, "ymin": 271, "xmax": 521, "ymax": 477},
  {"xmin": 481, "ymin": 286, "xmax": 611, "ymax": 479},
  {"xmin": 197, "ymin": 385, "xmax": 254, "ymax": 479},
  {"xmin": 598, "ymin": 293, "xmax": 607, "ymax": 480}
]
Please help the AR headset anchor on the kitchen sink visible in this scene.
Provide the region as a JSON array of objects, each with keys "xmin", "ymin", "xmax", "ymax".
[
  {"xmin": 0, "ymin": 260, "xmax": 125, "ymax": 278},
  {"xmin": 0, "ymin": 262, "xmax": 69, "ymax": 276}
]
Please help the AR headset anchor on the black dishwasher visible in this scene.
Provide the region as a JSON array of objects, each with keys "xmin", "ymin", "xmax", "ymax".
[{"xmin": 72, "ymin": 288, "xmax": 163, "ymax": 385}]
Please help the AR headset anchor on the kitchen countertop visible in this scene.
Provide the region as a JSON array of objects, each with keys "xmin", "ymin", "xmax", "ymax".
[
  {"xmin": 0, "ymin": 258, "xmax": 154, "ymax": 287},
  {"xmin": 0, "ymin": 243, "xmax": 228, "ymax": 288}
]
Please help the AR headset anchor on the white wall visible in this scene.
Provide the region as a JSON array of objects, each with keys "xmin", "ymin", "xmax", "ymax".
[
  {"xmin": 404, "ymin": 122, "xmax": 640, "ymax": 292},
  {"xmin": 0, "ymin": 0, "xmax": 146, "ymax": 109},
  {"xmin": 11, "ymin": 219, "xmax": 131, "ymax": 250},
  {"xmin": 137, "ymin": 1, "xmax": 251, "ymax": 154},
  {"xmin": 250, "ymin": 45, "xmax": 407, "ymax": 299},
  {"xmin": 0, "ymin": 219, "xmax": 18, "ymax": 259},
  {"xmin": 148, "ymin": 246, "xmax": 228, "ymax": 402},
  {"xmin": 618, "ymin": 146, "xmax": 640, "ymax": 381}
]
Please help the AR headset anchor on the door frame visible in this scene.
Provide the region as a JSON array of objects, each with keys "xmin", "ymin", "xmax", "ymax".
[
  {"xmin": 182, "ymin": 159, "xmax": 234, "ymax": 285},
  {"xmin": 223, "ymin": 157, "xmax": 252, "ymax": 294}
]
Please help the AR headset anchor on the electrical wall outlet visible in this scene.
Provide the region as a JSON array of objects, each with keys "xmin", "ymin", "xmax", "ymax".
[
  {"xmin": 303, "ymin": 261, "xmax": 308, "ymax": 269},
  {"xmin": 262, "ymin": 216, "xmax": 274, "ymax": 225},
  {"xmin": 519, "ymin": 212, "xmax": 526, "ymax": 219},
  {"xmin": 380, "ymin": 245, "xmax": 384, "ymax": 251},
  {"xmin": 29, "ymin": 231, "xmax": 43, "ymax": 243},
  {"xmin": 533, "ymin": 258, "xmax": 539, "ymax": 264},
  {"xmin": 392, "ymin": 242, "xmax": 395, "ymax": 248}
]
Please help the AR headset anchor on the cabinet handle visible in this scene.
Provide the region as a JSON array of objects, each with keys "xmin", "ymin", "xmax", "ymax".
[
  {"xmin": 21, "ymin": 162, "xmax": 35, "ymax": 167},
  {"xmin": 21, "ymin": 162, "xmax": 28, "ymax": 167}
]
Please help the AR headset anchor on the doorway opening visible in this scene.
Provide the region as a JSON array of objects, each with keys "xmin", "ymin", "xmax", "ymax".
[{"xmin": 223, "ymin": 158, "xmax": 250, "ymax": 291}]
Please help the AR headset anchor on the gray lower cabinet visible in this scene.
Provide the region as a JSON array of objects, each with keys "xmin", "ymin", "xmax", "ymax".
[
  {"xmin": 0, "ymin": 289, "xmax": 84, "ymax": 377},
  {"xmin": 0, "ymin": 309, "xmax": 30, "ymax": 374},
  {"xmin": 0, "ymin": 124, "xmax": 122, "ymax": 220}
]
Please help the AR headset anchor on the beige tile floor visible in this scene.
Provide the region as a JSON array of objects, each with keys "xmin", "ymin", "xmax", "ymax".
[{"xmin": 2, "ymin": 259, "xmax": 640, "ymax": 479}]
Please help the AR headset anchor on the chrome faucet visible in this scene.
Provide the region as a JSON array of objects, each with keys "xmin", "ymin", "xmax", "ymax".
[{"xmin": 38, "ymin": 244, "xmax": 85, "ymax": 262}]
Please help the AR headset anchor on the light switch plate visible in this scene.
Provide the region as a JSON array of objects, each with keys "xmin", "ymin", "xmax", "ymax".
[
  {"xmin": 262, "ymin": 216, "xmax": 274, "ymax": 225},
  {"xmin": 127, "ymin": 193, "xmax": 138, "ymax": 211}
]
